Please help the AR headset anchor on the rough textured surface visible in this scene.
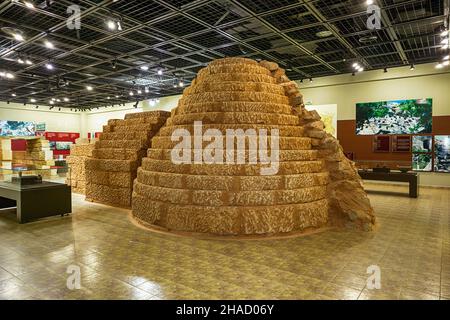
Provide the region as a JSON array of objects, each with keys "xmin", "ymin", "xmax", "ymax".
[
  {"xmin": 66, "ymin": 141, "xmax": 95, "ymax": 194},
  {"xmin": 131, "ymin": 57, "xmax": 375, "ymax": 236},
  {"xmin": 85, "ymin": 111, "xmax": 170, "ymax": 207}
]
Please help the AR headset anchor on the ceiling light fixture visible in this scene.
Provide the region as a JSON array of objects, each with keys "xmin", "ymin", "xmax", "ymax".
[
  {"xmin": 45, "ymin": 63, "xmax": 54, "ymax": 70},
  {"xmin": 178, "ymin": 79, "xmax": 184, "ymax": 87},
  {"xmin": 44, "ymin": 40, "xmax": 54, "ymax": 49},
  {"xmin": 366, "ymin": 0, "xmax": 374, "ymax": 5},
  {"xmin": 24, "ymin": 1, "xmax": 35, "ymax": 9},
  {"xmin": 30, "ymin": 98, "xmax": 36, "ymax": 103},
  {"xmin": 49, "ymin": 100, "xmax": 54, "ymax": 104},
  {"xmin": 63, "ymin": 97, "xmax": 69, "ymax": 102},
  {"xmin": 441, "ymin": 30, "xmax": 449, "ymax": 37},
  {"xmin": 106, "ymin": 20, "xmax": 116, "ymax": 30},
  {"xmin": 17, "ymin": 57, "xmax": 24, "ymax": 64},
  {"xmin": 157, "ymin": 66, "xmax": 164, "ymax": 75},
  {"xmin": 145, "ymin": 87, "xmax": 149, "ymax": 93},
  {"xmin": 140, "ymin": 65, "xmax": 149, "ymax": 71},
  {"xmin": 11, "ymin": 93, "xmax": 16, "ymax": 97},
  {"xmin": 25, "ymin": 59, "xmax": 32, "ymax": 65},
  {"xmin": 86, "ymin": 85, "xmax": 93, "ymax": 91},
  {"xmin": 129, "ymin": 91, "xmax": 134, "ymax": 96},
  {"xmin": 13, "ymin": 32, "xmax": 24, "ymax": 42},
  {"xmin": 137, "ymin": 89, "xmax": 142, "ymax": 94}
]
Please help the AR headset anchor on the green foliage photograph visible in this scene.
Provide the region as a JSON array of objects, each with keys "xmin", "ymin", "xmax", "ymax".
[{"xmin": 356, "ymin": 99, "xmax": 432, "ymax": 135}]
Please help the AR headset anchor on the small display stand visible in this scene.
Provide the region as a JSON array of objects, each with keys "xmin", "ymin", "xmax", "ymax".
[{"xmin": 0, "ymin": 167, "xmax": 71, "ymax": 223}]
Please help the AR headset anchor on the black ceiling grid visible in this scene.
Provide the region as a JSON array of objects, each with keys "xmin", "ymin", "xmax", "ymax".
[{"xmin": 0, "ymin": 0, "xmax": 447, "ymax": 109}]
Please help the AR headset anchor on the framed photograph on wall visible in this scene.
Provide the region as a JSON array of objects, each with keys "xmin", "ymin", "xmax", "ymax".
[
  {"xmin": 373, "ymin": 136, "xmax": 391, "ymax": 152},
  {"xmin": 434, "ymin": 136, "xmax": 450, "ymax": 173},
  {"xmin": 412, "ymin": 153, "xmax": 433, "ymax": 172},
  {"xmin": 356, "ymin": 98, "xmax": 432, "ymax": 135},
  {"xmin": 412, "ymin": 136, "xmax": 433, "ymax": 153},
  {"xmin": 392, "ymin": 135, "xmax": 411, "ymax": 152}
]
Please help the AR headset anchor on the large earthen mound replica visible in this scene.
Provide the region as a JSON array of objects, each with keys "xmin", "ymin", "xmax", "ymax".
[
  {"xmin": 131, "ymin": 57, "xmax": 375, "ymax": 236},
  {"xmin": 85, "ymin": 111, "xmax": 170, "ymax": 207}
]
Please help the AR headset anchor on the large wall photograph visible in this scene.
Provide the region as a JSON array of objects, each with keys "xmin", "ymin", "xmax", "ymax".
[
  {"xmin": 434, "ymin": 136, "xmax": 450, "ymax": 173},
  {"xmin": 356, "ymin": 98, "xmax": 432, "ymax": 135},
  {"xmin": 0, "ymin": 120, "xmax": 35, "ymax": 137}
]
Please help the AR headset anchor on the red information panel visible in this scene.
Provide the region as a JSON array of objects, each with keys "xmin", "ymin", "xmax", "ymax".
[{"xmin": 44, "ymin": 132, "xmax": 80, "ymax": 157}]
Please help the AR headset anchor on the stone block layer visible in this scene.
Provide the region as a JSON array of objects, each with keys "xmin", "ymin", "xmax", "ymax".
[
  {"xmin": 85, "ymin": 111, "xmax": 170, "ymax": 207},
  {"xmin": 66, "ymin": 142, "xmax": 95, "ymax": 194}
]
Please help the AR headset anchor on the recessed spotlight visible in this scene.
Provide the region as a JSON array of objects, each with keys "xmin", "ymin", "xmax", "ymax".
[
  {"xmin": 145, "ymin": 87, "xmax": 149, "ymax": 93},
  {"xmin": 140, "ymin": 65, "xmax": 149, "ymax": 71},
  {"xmin": 366, "ymin": 0, "xmax": 374, "ymax": 5},
  {"xmin": 137, "ymin": 89, "xmax": 142, "ymax": 94},
  {"xmin": 5, "ymin": 72, "xmax": 14, "ymax": 79},
  {"xmin": 107, "ymin": 20, "xmax": 116, "ymax": 30},
  {"xmin": 25, "ymin": 59, "xmax": 32, "ymax": 65},
  {"xmin": 316, "ymin": 30, "xmax": 333, "ymax": 38},
  {"xmin": 49, "ymin": 100, "xmax": 54, "ymax": 104},
  {"xmin": 178, "ymin": 79, "xmax": 184, "ymax": 87},
  {"xmin": 30, "ymin": 98, "xmax": 36, "ymax": 103},
  {"xmin": 63, "ymin": 97, "xmax": 69, "ymax": 102},
  {"xmin": 107, "ymin": 96, "xmax": 111, "ymax": 99},
  {"xmin": 45, "ymin": 63, "xmax": 54, "ymax": 70},
  {"xmin": 115, "ymin": 95, "xmax": 119, "ymax": 98},
  {"xmin": 24, "ymin": 1, "xmax": 35, "ymax": 9},
  {"xmin": 358, "ymin": 67, "xmax": 364, "ymax": 72},
  {"xmin": 17, "ymin": 58, "xmax": 24, "ymax": 64},
  {"xmin": 56, "ymin": 99, "xmax": 61, "ymax": 102},
  {"xmin": 13, "ymin": 33, "xmax": 24, "ymax": 41},
  {"xmin": 44, "ymin": 40, "xmax": 54, "ymax": 49},
  {"xmin": 157, "ymin": 67, "xmax": 164, "ymax": 75},
  {"xmin": 129, "ymin": 91, "xmax": 134, "ymax": 96},
  {"xmin": 86, "ymin": 85, "xmax": 93, "ymax": 91},
  {"xmin": 11, "ymin": 93, "xmax": 16, "ymax": 97}
]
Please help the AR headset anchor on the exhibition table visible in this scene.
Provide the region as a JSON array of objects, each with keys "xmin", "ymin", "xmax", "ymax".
[
  {"xmin": 0, "ymin": 181, "xmax": 72, "ymax": 223},
  {"xmin": 358, "ymin": 170, "xmax": 419, "ymax": 198}
]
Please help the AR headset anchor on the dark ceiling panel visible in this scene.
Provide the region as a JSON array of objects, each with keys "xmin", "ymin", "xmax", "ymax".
[{"xmin": 0, "ymin": 0, "xmax": 446, "ymax": 109}]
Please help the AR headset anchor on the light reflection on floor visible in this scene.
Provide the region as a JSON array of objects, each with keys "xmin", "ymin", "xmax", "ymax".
[{"xmin": 0, "ymin": 183, "xmax": 448, "ymax": 300}]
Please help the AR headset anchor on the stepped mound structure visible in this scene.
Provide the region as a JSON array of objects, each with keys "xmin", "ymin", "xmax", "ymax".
[
  {"xmin": 85, "ymin": 111, "xmax": 170, "ymax": 207},
  {"xmin": 132, "ymin": 57, "xmax": 375, "ymax": 236},
  {"xmin": 66, "ymin": 139, "xmax": 95, "ymax": 194}
]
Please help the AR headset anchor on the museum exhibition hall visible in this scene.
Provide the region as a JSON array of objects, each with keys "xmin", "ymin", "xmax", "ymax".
[{"xmin": 0, "ymin": 0, "xmax": 449, "ymax": 302}]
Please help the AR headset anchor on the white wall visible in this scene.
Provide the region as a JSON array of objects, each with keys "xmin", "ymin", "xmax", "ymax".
[
  {"xmin": 297, "ymin": 62, "xmax": 450, "ymax": 188},
  {"xmin": 84, "ymin": 95, "xmax": 181, "ymax": 137},
  {"xmin": 0, "ymin": 102, "xmax": 81, "ymax": 132},
  {"xmin": 297, "ymin": 62, "xmax": 450, "ymax": 120}
]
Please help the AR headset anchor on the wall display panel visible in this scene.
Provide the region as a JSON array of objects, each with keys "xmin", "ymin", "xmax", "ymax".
[
  {"xmin": 392, "ymin": 135, "xmax": 412, "ymax": 152},
  {"xmin": 305, "ymin": 104, "xmax": 338, "ymax": 137},
  {"xmin": 412, "ymin": 136, "xmax": 433, "ymax": 153},
  {"xmin": 0, "ymin": 120, "xmax": 35, "ymax": 137},
  {"xmin": 434, "ymin": 135, "xmax": 450, "ymax": 173},
  {"xmin": 412, "ymin": 153, "xmax": 433, "ymax": 172},
  {"xmin": 356, "ymin": 99, "xmax": 432, "ymax": 135},
  {"xmin": 373, "ymin": 136, "xmax": 391, "ymax": 152}
]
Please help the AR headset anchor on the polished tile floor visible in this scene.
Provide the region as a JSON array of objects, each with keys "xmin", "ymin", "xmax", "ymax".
[{"xmin": 0, "ymin": 183, "xmax": 449, "ymax": 300}]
